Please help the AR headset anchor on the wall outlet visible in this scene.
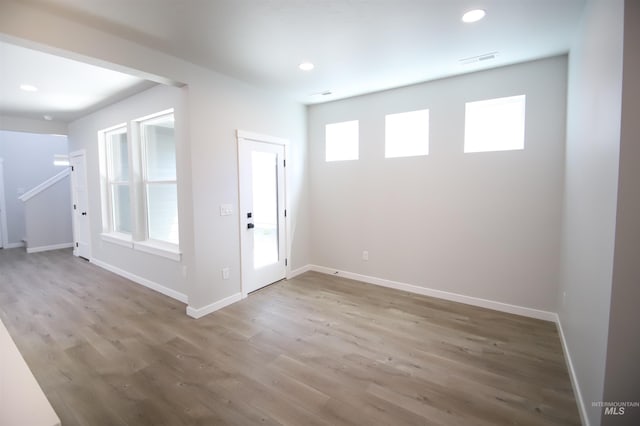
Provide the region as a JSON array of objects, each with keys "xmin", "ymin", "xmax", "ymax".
[
  {"xmin": 362, "ymin": 250, "xmax": 369, "ymax": 261},
  {"xmin": 222, "ymin": 267, "xmax": 230, "ymax": 280}
]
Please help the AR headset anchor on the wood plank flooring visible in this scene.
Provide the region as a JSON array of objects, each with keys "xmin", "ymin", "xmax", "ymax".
[{"xmin": 0, "ymin": 248, "xmax": 580, "ymax": 425}]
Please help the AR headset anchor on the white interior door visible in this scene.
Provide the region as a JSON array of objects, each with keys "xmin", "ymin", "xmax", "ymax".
[
  {"xmin": 70, "ymin": 151, "xmax": 91, "ymax": 259},
  {"xmin": 238, "ymin": 133, "xmax": 287, "ymax": 295}
]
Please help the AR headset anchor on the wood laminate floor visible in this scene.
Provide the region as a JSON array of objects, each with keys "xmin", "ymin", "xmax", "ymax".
[{"xmin": 0, "ymin": 248, "xmax": 580, "ymax": 425}]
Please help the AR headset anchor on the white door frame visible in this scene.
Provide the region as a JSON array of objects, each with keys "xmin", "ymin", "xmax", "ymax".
[
  {"xmin": 69, "ymin": 149, "xmax": 91, "ymax": 259},
  {"xmin": 0, "ymin": 158, "xmax": 8, "ymax": 249},
  {"xmin": 237, "ymin": 130, "xmax": 289, "ymax": 298}
]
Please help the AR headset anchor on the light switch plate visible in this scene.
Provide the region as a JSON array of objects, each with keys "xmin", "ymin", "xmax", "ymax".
[{"xmin": 220, "ymin": 204, "xmax": 233, "ymax": 216}]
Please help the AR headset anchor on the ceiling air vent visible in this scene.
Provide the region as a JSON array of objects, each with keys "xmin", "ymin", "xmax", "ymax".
[
  {"xmin": 311, "ymin": 90, "xmax": 333, "ymax": 98},
  {"xmin": 459, "ymin": 51, "xmax": 499, "ymax": 65}
]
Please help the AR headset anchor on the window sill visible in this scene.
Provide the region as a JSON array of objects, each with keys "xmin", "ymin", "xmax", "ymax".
[
  {"xmin": 101, "ymin": 233, "xmax": 181, "ymax": 262},
  {"xmin": 101, "ymin": 232, "xmax": 133, "ymax": 248},
  {"xmin": 134, "ymin": 240, "xmax": 181, "ymax": 262}
]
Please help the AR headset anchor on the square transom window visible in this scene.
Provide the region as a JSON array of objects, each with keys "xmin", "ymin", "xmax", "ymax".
[
  {"xmin": 385, "ymin": 109, "xmax": 429, "ymax": 158},
  {"xmin": 464, "ymin": 95, "xmax": 526, "ymax": 153},
  {"xmin": 325, "ymin": 120, "xmax": 359, "ymax": 162}
]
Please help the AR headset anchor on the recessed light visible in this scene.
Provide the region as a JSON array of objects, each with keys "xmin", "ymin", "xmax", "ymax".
[
  {"xmin": 462, "ymin": 9, "xmax": 486, "ymax": 23},
  {"xmin": 43, "ymin": 115, "xmax": 53, "ymax": 121},
  {"xmin": 299, "ymin": 62, "xmax": 315, "ymax": 71},
  {"xmin": 20, "ymin": 84, "xmax": 38, "ymax": 92}
]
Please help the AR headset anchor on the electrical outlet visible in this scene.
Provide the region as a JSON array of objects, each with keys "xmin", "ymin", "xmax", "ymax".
[
  {"xmin": 362, "ymin": 250, "xmax": 369, "ymax": 261},
  {"xmin": 222, "ymin": 267, "xmax": 230, "ymax": 279}
]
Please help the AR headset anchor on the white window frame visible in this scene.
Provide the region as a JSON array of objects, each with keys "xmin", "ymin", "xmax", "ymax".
[
  {"xmin": 464, "ymin": 95, "xmax": 526, "ymax": 153},
  {"xmin": 100, "ymin": 124, "xmax": 132, "ymax": 245},
  {"xmin": 385, "ymin": 109, "xmax": 430, "ymax": 158},
  {"xmin": 135, "ymin": 109, "xmax": 180, "ymax": 258},
  {"xmin": 98, "ymin": 109, "xmax": 181, "ymax": 261}
]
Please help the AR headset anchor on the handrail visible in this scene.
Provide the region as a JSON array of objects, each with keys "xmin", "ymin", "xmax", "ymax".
[{"xmin": 18, "ymin": 168, "xmax": 70, "ymax": 202}]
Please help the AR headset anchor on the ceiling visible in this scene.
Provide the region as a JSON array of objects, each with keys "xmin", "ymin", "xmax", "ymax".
[
  {"xmin": 3, "ymin": 0, "xmax": 586, "ymax": 122},
  {"xmin": 0, "ymin": 40, "xmax": 155, "ymax": 122}
]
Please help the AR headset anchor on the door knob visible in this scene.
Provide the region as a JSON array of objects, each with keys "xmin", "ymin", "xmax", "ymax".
[
  {"xmin": 81, "ymin": 212, "xmax": 87, "ymax": 216},
  {"xmin": 247, "ymin": 223, "xmax": 255, "ymax": 229}
]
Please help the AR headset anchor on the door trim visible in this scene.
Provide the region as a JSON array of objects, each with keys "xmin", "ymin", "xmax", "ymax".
[
  {"xmin": 0, "ymin": 158, "xmax": 8, "ymax": 248},
  {"xmin": 237, "ymin": 130, "xmax": 288, "ymax": 146},
  {"xmin": 236, "ymin": 130, "xmax": 289, "ymax": 298},
  {"xmin": 69, "ymin": 149, "xmax": 91, "ymax": 259}
]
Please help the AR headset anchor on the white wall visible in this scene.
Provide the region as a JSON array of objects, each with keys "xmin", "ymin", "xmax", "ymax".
[
  {"xmin": 0, "ymin": 130, "xmax": 69, "ymax": 245},
  {"xmin": 0, "ymin": 1, "xmax": 309, "ymax": 312},
  {"xmin": 186, "ymin": 70, "xmax": 308, "ymax": 308},
  {"xmin": 68, "ymin": 85, "xmax": 190, "ymax": 298},
  {"xmin": 23, "ymin": 175, "xmax": 73, "ymax": 250},
  {"xmin": 558, "ymin": 0, "xmax": 625, "ymax": 425},
  {"xmin": 308, "ymin": 56, "xmax": 567, "ymax": 313},
  {"xmin": 602, "ymin": 1, "xmax": 640, "ymax": 424}
]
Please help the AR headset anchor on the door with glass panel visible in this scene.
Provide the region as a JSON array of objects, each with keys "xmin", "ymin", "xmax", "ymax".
[{"xmin": 238, "ymin": 134, "xmax": 286, "ymax": 295}]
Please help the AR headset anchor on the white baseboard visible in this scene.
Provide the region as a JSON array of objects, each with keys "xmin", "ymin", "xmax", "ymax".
[
  {"xmin": 90, "ymin": 258, "xmax": 188, "ymax": 304},
  {"xmin": 185, "ymin": 263, "xmax": 317, "ymax": 318},
  {"xmin": 3, "ymin": 242, "xmax": 25, "ymax": 249},
  {"xmin": 288, "ymin": 264, "xmax": 311, "ymax": 279},
  {"xmin": 305, "ymin": 265, "xmax": 557, "ymax": 322},
  {"xmin": 555, "ymin": 314, "xmax": 590, "ymax": 426},
  {"xmin": 186, "ymin": 292, "xmax": 243, "ymax": 319},
  {"xmin": 26, "ymin": 242, "xmax": 74, "ymax": 254}
]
